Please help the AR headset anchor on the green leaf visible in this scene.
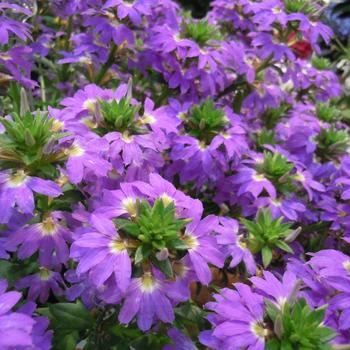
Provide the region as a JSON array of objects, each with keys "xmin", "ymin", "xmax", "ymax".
[
  {"xmin": 134, "ymin": 245, "xmax": 151, "ymax": 264},
  {"xmin": 265, "ymin": 299, "xmax": 280, "ymax": 323},
  {"xmin": 168, "ymin": 238, "xmax": 189, "ymax": 250},
  {"xmin": 274, "ymin": 240, "xmax": 294, "ymax": 254},
  {"xmin": 53, "ymin": 330, "xmax": 80, "ymax": 350},
  {"xmin": 262, "ymin": 246, "xmax": 273, "ymax": 268},
  {"xmin": 266, "ymin": 339, "xmax": 280, "ymax": 350},
  {"xmin": 49, "ymin": 300, "xmax": 94, "ymax": 330},
  {"xmin": 152, "ymin": 258, "xmax": 173, "ymax": 278}
]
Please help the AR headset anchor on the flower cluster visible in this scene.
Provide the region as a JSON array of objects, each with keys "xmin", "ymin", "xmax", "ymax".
[{"xmin": 0, "ymin": 0, "xmax": 349, "ymax": 349}]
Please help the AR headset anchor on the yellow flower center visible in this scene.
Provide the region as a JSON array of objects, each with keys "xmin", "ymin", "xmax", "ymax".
[
  {"xmin": 140, "ymin": 273, "xmax": 159, "ymax": 293},
  {"xmin": 252, "ymin": 173, "xmax": 266, "ymax": 182},
  {"xmin": 294, "ymin": 172, "xmax": 305, "ymax": 182},
  {"xmin": 142, "ymin": 114, "xmax": 156, "ymax": 125},
  {"xmin": 122, "ymin": 132, "xmax": 134, "ymax": 143},
  {"xmin": 251, "ymin": 321, "xmax": 269, "ymax": 340},
  {"xmin": 109, "ymin": 239, "xmax": 126, "ymax": 253},
  {"xmin": 66, "ymin": 143, "xmax": 85, "ymax": 157},
  {"xmin": 7, "ymin": 170, "xmax": 27, "ymax": 187},
  {"xmin": 272, "ymin": 6, "xmax": 282, "ymax": 14},
  {"xmin": 51, "ymin": 119, "xmax": 64, "ymax": 132},
  {"xmin": 40, "ymin": 217, "xmax": 57, "ymax": 235},
  {"xmin": 343, "ymin": 260, "xmax": 350, "ymax": 274},
  {"xmin": 39, "ymin": 268, "xmax": 52, "ymax": 281},
  {"xmin": 160, "ymin": 193, "xmax": 174, "ymax": 207},
  {"xmin": 83, "ymin": 98, "xmax": 96, "ymax": 112},
  {"xmin": 122, "ymin": 197, "xmax": 138, "ymax": 217},
  {"xmin": 184, "ymin": 234, "xmax": 199, "ymax": 250}
]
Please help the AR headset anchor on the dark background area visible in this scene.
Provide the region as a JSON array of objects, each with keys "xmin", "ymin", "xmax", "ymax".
[{"xmin": 176, "ymin": 0, "xmax": 212, "ymax": 18}]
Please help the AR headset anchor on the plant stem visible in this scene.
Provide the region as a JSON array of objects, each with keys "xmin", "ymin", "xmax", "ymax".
[
  {"xmin": 94, "ymin": 43, "xmax": 117, "ymax": 85},
  {"xmin": 60, "ymin": 16, "xmax": 73, "ymax": 82}
]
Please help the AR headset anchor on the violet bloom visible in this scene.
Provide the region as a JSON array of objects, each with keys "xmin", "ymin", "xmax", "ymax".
[
  {"xmin": 6, "ymin": 212, "xmax": 71, "ymax": 267},
  {"xmin": 141, "ymin": 97, "xmax": 180, "ymax": 134},
  {"xmin": 118, "ymin": 272, "xmax": 174, "ymax": 331},
  {"xmin": 319, "ymin": 196, "xmax": 350, "ymax": 232},
  {"xmin": 251, "ymin": 270, "xmax": 299, "ymax": 308},
  {"xmin": 308, "ymin": 250, "xmax": 350, "ymax": 287},
  {"xmin": 293, "ymin": 169, "xmax": 325, "ymax": 200},
  {"xmin": 216, "ymin": 217, "xmax": 256, "ymax": 275},
  {"xmin": 0, "ymin": 170, "xmax": 61, "ymax": 224},
  {"xmin": 102, "ymin": 0, "xmax": 152, "ymax": 26},
  {"xmin": 17, "ymin": 302, "xmax": 52, "ymax": 350},
  {"xmin": 105, "ymin": 129, "xmax": 160, "ymax": 169},
  {"xmin": 97, "ymin": 182, "xmax": 144, "ymax": 218},
  {"xmin": 251, "ymin": 32, "xmax": 295, "ymax": 61},
  {"xmin": 250, "ymin": 0, "xmax": 288, "ymax": 30},
  {"xmin": 287, "ymin": 258, "xmax": 332, "ymax": 308},
  {"xmin": 0, "ymin": 3, "xmax": 32, "ymax": 44},
  {"xmin": 16, "ymin": 268, "xmax": 65, "ymax": 303},
  {"xmin": 183, "ymin": 215, "xmax": 224, "ymax": 285},
  {"xmin": 133, "ymin": 173, "xmax": 204, "ymax": 220},
  {"xmin": 287, "ymin": 13, "xmax": 333, "ymax": 50},
  {"xmin": 60, "ymin": 84, "xmax": 124, "ymax": 121},
  {"xmin": 164, "ymin": 258, "xmax": 197, "ymax": 303},
  {"xmin": 231, "ymin": 167, "xmax": 276, "ymax": 199},
  {"xmin": 64, "ymin": 270, "xmax": 100, "ymax": 309},
  {"xmin": 0, "ymin": 279, "xmax": 36, "ymax": 349},
  {"xmin": 0, "ymin": 45, "xmax": 36, "ymax": 88},
  {"xmin": 200, "ymin": 283, "xmax": 266, "ymax": 350},
  {"xmin": 70, "ymin": 213, "xmax": 132, "ymax": 292},
  {"xmin": 255, "ymin": 196, "xmax": 306, "ymax": 221},
  {"xmin": 163, "ymin": 328, "xmax": 196, "ymax": 350},
  {"xmin": 64, "ymin": 136, "xmax": 112, "ymax": 184}
]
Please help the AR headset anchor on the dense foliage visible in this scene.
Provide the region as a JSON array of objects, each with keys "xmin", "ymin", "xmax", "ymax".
[{"xmin": 0, "ymin": 0, "xmax": 350, "ymax": 349}]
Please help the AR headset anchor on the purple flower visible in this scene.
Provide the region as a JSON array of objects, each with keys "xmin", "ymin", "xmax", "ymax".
[
  {"xmin": 6, "ymin": 212, "xmax": 71, "ymax": 267},
  {"xmin": 293, "ymin": 169, "xmax": 325, "ymax": 200},
  {"xmin": 200, "ymin": 283, "xmax": 266, "ymax": 350},
  {"xmin": 308, "ymin": 249, "xmax": 350, "ymax": 286},
  {"xmin": 97, "ymin": 182, "xmax": 144, "ymax": 218},
  {"xmin": 0, "ymin": 279, "xmax": 51, "ymax": 349},
  {"xmin": 287, "ymin": 13, "xmax": 333, "ymax": 50},
  {"xmin": 183, "ymin": 215, "xmax": 224, "ymax": 285},
  {"xmin": 16, "ymin": 268, "xmax": 65, "ymax": 303},
  {"xmin": 232, "ymin": 166, "xmax": 277, "ymax": 199},
  {"xmin": 118, "ymin": 272, "xmax": 174, "ymax": 331},
  {"xmin": 0, "ymin": 170, "xmax": 62, "ymax": 224},
  {"xmin": 163, "ymin": 328, "xmax": 196, "ymax": 350},
  {"xmin": 216, "ymin": 217, "xmax": 256, "ymax": 275},
  {"xmin": 102, "ymin": 0, "xmax": 152, "ymax": 26},
  {"xmin": 255, "ymin": 197, "xmax": 306, "ymax": 221},
  {"xmin": 64, "ymin": 136, "xmax": 112, "ymax": 184},
  {"xmin": 0, "ymin": 3, "xmax": 32, "ymax": 44},
  {"xmin": 133, "ymin": 173, "xmax": 203, "ymax": 219},
  {"xmin": 71, "ymin": 213, "xmax": 132, "ymax": 292},
  {"xmin": 251, "ymin": 270, "xmax": 299, "ymax": 307}
]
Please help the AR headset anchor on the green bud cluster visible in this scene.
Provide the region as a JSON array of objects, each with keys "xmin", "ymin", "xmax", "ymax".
[
  {"xmin": 262, "ymin": 104, "xmax": 290, "ymax": 130},
  {"xmin": 242, "ymin": 209, "xmax": 294, "ymax": 268},
  {"xmin": 316, "ymin": 104, "xmax": 341, "ymax": 123},
  {"xmin": 183, "ymin": 19, "xmax": 221, "ymax": 47},
  {"xmin": 97, "ymin": 98, "xmax": 147, "ymax": 135},
  {"xmin": 256, "ymin": 151, "xmax": 295, "ymax": 195},
  {"xmin": 315, "ymin": 126, "xmax": 350, "ymax": 162},
  {"xmin": 254, "ymin": 129, "xmax": 277, "ymax": 151},
  {"xmin": 266, "ymin": 299, "xmax": 336, "ymax": 350},
  {"xmin": 311, "ymin": 56, "xmax": 332, "ymax": 71},
  {"xmin": 0, "ymin": 111, "xmax": 67, "ymax": 177},
  {"xmin": 184, "ymin": 99, "xmax": 228, "ymax": 145},
  {"xmin": 115, "ymin": 198, "xmax": 191, "ymax": 277},
  {"xmin": 284, "ymin": 0, "xmax": 315, "ymax": 14}
]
